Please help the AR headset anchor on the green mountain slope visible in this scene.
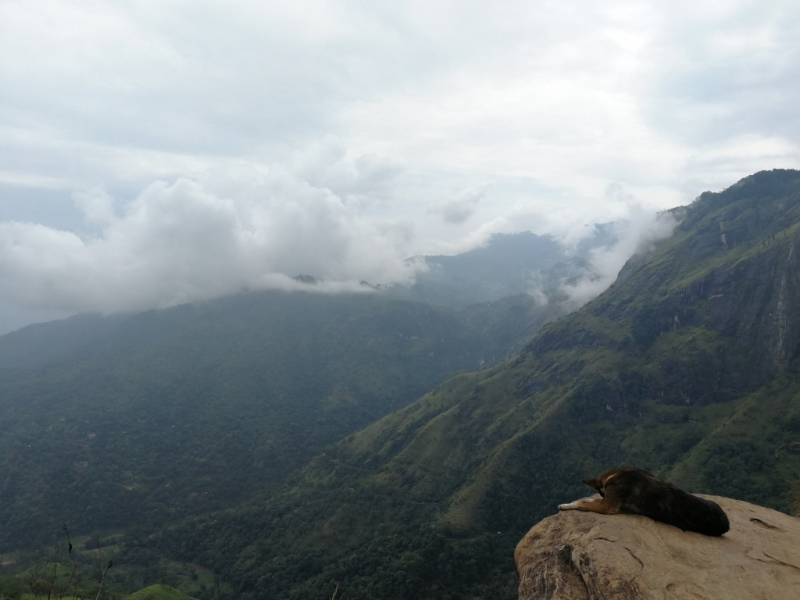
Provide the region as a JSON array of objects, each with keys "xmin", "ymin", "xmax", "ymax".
[
  {"xmin": 0, "ymin": 290, "xmax": 549, "ymax": 551},
  {"xmin": 126, "ymin": 584, "xmax": 198, "ymax": 600},
  {"xmin": 153, "ymin": 169, "xmax": 800, "ymax": 599},
  {"xmin": 0, "ymin": 313, "xmax": 128, "ymax": 370}
]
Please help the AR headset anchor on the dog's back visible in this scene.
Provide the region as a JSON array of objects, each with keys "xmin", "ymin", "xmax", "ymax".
[
  {"xmin": 604, "ymin": 468, "xmax": 729, "ymax": 536},
  {"xmin": 562, "ymin": 467, "xmax": 730, "ymax": 536}
]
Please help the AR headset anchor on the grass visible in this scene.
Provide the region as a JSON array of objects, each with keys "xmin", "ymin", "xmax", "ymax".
[{"xmin": 124, "ymin": 584, "xmax": 197, "ymax": 600}]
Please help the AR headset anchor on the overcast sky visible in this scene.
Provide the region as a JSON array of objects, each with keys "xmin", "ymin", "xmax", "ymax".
[{"xmin": 1, "ymin": 0, "xmax": 799, "ymax": 333}]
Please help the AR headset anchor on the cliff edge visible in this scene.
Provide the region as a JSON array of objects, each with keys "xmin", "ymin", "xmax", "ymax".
[{"xmin": 515, "ymin": 495, "xmax": 800, "ymax": 599}]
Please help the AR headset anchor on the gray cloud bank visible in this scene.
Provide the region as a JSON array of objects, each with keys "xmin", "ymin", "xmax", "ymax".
[
  {"xmin": 0, "ymin": 159, "xmax": 418, "ymax": 315},
  {"xmin": 0, "ymin": 165, "xmax": 678, "ymax": 321}
]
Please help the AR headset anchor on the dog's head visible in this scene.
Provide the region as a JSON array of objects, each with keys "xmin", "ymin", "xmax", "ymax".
[
  {"xmin": 582, "ymin": 477, "xmax": 604, "ymax": 496},
  {"xmin": 583, "ymin": 468, "xmax": 630, "ymax": 497}
]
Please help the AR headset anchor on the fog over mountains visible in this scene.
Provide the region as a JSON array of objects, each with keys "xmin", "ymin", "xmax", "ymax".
[
  {"xmin": 2, "ymin": 170, "xmax": 800, "ymax": 600},
  {"xmin": 0, "ymin": 189, "xmax": 676, "ymax": 336}
]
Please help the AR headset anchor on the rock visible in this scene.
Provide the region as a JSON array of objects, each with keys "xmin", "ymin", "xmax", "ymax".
[{"xmin": 515, "ymin": 495, "xmax": 800, "ymax": 600}]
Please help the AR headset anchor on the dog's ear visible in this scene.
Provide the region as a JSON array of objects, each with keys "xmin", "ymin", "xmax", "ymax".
[{"xmin": 583, "ymin": 478, "xmax": 601, "ymax": 490}]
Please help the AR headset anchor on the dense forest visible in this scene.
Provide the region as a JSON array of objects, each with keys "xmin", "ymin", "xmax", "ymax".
[
  {"xmin": 0, "ymin": 291, "xmax": 556, "ymax": 550},
  {"xmin": 3, "ymin": 170, "xmax": 800, "ymax": 599}
]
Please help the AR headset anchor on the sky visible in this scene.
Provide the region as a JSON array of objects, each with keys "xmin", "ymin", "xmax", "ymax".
[{"xmin": 1, "ymin": 0, "xmax": 799, "ymax": 333}]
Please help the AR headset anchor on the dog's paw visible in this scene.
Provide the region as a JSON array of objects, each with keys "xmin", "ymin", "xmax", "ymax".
[{"xmin": 558, "ymin": 502, "xmax": 578, "ymax": 511}]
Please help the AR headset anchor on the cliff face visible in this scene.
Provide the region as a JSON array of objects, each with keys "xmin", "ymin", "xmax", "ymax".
[
  {"xmin": 515, "ymin": 495, "xmax": 800, "ymax": 600},
  {"xmin": 564, "ymin": 168, "xmax": 800, "ymax": 400}
]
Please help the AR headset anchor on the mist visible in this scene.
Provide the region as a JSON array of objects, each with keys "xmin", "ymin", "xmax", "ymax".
[
  {"xmin": 553, "ymin": 209, "xmax": 679, "ymax": 310},
  {"xmin": 2, "ymin": 201, "xmax": 677, "ymax": 330}
]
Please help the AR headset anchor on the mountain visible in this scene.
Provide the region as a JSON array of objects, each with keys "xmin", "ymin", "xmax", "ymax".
[
  {"xmin": 0, "ymin": 231, "xmax": 582, "ymax": 595},
  {"xmin": 0, "ymin": 289, "xmax": 554, "ymax": 554},
  {"xmin": 0, "ymin": 229, "xmax": 591, "ymax": 373},
  {"xmin": 151, "ymin": 169, "xmax": 800, "ymax": 599},
  {"xmin": 0, "ymin": 312, "xmax": 129, "ymax": 371},
  {"xmin": 390, "ymin": 227, "xmax": 618, "ymax": 308}
]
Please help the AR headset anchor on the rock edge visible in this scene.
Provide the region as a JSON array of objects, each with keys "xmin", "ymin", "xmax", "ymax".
[{"xmin": 515, "ymin": 495, "xmax": 800, "ymax": 600}]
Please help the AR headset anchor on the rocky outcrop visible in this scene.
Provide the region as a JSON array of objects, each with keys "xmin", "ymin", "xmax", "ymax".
[{"xmin": 515, "ymin": 495, "xmax": 800, "ymax": 599}]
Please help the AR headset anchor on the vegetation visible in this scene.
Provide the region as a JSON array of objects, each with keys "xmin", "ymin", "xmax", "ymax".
[
  {"xmin": 4, "ymin": 525, "xmax": 117, "ymax": 600},
  {"xmin": 124, "ymin": 584, "xmax": 197, "ymax": 600},
  {"xmin": 0, "ymin": 292, "xmax": 541, "ymax": 550},
  {"xmin": 0, "ymin": 575, "xmax": 26, "ymax": 600}
]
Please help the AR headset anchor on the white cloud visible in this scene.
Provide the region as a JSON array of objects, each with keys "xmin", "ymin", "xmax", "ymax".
[
  {"xmin": 0, "ymin": 161, "xmax": 419, "ymax": 315},
  {"xmin": 73, "ymin": 186, "xmax": 116, "ymax": 225},
  {"xmin": 287, "ymin": 136, "xmax": 404, "ymax": 208},
  {"xmin": 3, "ymin": 0, "xmax": 798, "ymax": 203},
  {"xmin": 559, "ymin": 207, "xmax": 679, "ymax": 309}
]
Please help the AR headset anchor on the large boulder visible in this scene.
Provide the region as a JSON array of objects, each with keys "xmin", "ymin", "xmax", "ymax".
[{"xmin": 515, "ymin": 495, "xmax": 800, "ymax": 599}]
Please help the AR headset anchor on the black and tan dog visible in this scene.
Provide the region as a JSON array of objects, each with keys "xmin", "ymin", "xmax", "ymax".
[{"xmin": 558, "ymin": 467, "xmax": 730, "ymax": 536}]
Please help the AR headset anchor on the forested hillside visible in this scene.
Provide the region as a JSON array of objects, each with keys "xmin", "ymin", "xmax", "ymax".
[
  {"xmin": 152, "ymin": 169, "xmax": 800, "ymax": 599},
  {"xmin": 0, "ymin": 289, "xmax": 552, "ymax": 554}
]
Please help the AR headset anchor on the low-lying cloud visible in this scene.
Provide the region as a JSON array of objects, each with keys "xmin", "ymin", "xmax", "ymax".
[
  {"xmin": 0, "ymin": 137, "xmax": 681, "ymax": 328},
  {"xmin": 559, "ymin": 209, "xmax": 679, "ymax": 309},
  {"xmin": 0, "ymin": 158, "xmax": 420, "ymax": 315}
]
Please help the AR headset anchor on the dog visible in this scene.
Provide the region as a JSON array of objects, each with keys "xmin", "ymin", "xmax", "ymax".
[{"xmin": 558, "ymin": 467, "xmax": 729, "ymax": 536}]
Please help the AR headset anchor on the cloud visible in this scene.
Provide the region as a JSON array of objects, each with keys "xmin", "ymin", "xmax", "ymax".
[
  {"xmin": 432, "ymin": 184, "xmax": 491, "ymax": 225},
  {"xmin": 73, "ymin": 185, "xmax": 116, "ymax": 225},
  {"xmin": 558, "ymin": 207, "xmax": 679, "ymax": 309},
  {"xmin": 1, "ymin": 0, "xmax": 798, "ymax": 223},
  {"xmin": 515, "ymin": 183, "xmax": 680, "ymax": 311},
  {"xmin": 2, "ymin": 0, "xmax": 800, "ymax": 330},
  {"xmin": 287, "ymin": 136, "xmax": 404, "ymax": 208},
  {"xmin": 0, "ymin": 152, "xmax": 420, "ymax": 315}
]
